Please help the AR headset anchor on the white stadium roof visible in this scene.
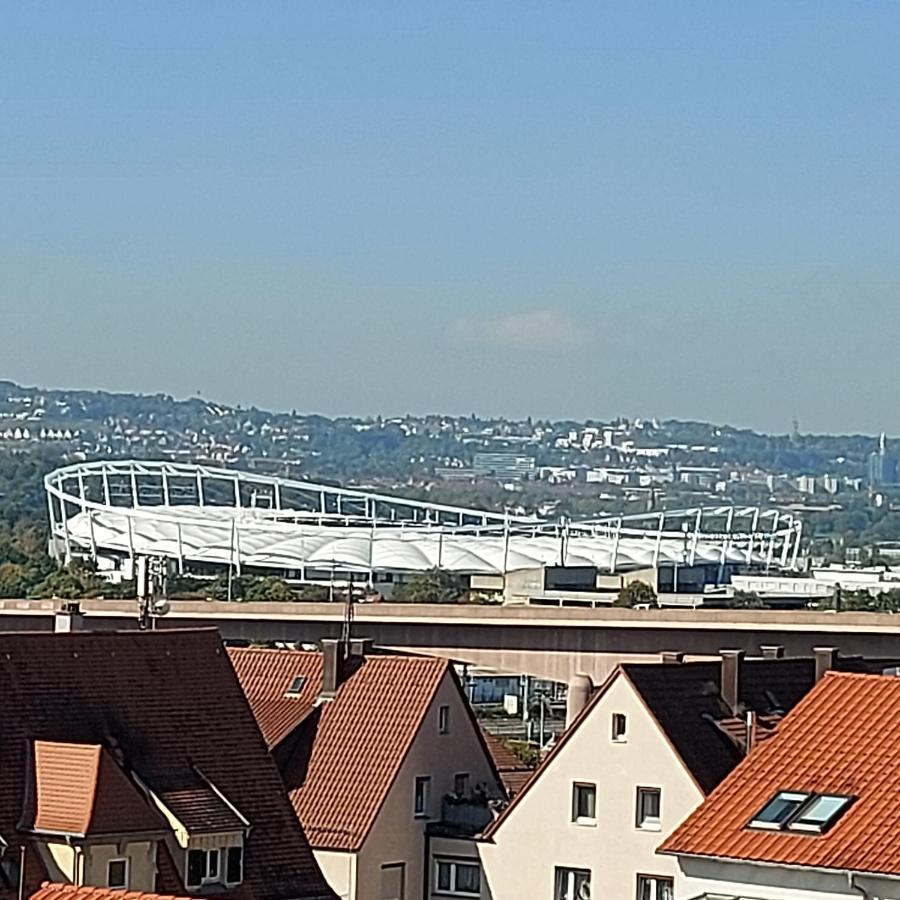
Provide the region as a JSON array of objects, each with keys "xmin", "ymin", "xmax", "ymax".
[{"xmin": 45, "ymin": 460, "xmax": 802, "ymax": 578}]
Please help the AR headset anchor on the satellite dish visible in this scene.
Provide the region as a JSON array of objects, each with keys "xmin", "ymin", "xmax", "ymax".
[{"xmin": 152, "ymin": 598, "xmax": 171, "ymax": 617}]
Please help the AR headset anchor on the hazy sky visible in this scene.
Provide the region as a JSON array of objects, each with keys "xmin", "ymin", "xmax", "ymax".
[{"xmin": 3, "ymin": 2, "xmax": 900, "ymax": 434}]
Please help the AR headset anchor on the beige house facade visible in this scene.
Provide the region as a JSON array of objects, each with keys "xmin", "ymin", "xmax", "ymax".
[
  {"xmin": 326, "ymin": 671, "xmax": 500, "ymax": 900},
  {"xmin": 479, "ymin": 651, "xmax": 847, "ymax": 900},
  {"xmin": 478, "ymin": 670, "xmax": 702, "ymax": 900},
  {"xmin": 230, "ymin": 644, "xmax": 503, "ymax": 900}
]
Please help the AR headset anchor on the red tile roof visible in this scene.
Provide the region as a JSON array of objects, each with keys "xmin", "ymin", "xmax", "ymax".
[
  {"xmin": 661, "ymin": 672, "xmax": 900, "ymax": 876},
  {"xmin": 479, "ymin": 730, "xmax": 535, "ymax": 798},
  {"xmin": 31, "ymin": 883, "xmax": 200, "ymax": 900},
  {"xmin": 229, "ymin": 648, "xmax": 450, "ymax": 851},
  {"xmin": 25, "ymin": 742, "xmax": 166, "ymax": 837},
  {"xmin": 0, "ymin": 629, "xmax": 334, "ymax": 900}
]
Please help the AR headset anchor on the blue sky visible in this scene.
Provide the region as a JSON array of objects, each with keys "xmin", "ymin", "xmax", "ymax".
[{"xmin": 3, "ymin": 2, "xmax": 899, "ymax": 433}]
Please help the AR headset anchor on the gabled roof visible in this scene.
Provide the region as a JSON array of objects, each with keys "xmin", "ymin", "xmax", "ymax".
[
  {"xmin": 0, "ymin": 629, "xmax": 334, "ymax": 900},
  {"xmin": 660, "ymin": 672, "xmax": 900, "ymax": 877},
  {"xmin": 483, "ymin": 656, "xmax": 851, "ymax": 840},
  {"xmin": 624, "ymin": 655, "xmax": 897, "ymax": 795},
  {"xmin": 229, "ymin": 647, "xmax": 449, "ymax": 852},
  {"xmin": 24, "ymin": 741, "xmax": 166, "ymax": 838},
  {"xmin": 621, "ymin": 658, "xmax": 822, "ymax": 794},
  {"xmin": 31, "ymin": 884, "xmax": 200, "ymax": 900}
]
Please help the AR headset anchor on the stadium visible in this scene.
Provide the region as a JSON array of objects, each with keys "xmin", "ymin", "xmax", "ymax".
[{"xmin": 44, "ymin": 460, "xmax": 803, "ymax": 602}]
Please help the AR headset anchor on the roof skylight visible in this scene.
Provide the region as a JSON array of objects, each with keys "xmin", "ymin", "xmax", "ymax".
[
  {"xmin": 284, "ymin": 675, "xmax": 307, "ymax": 696},
  {"xmin": 748, "ymin": 791, "xmax": 854, "ymax": 834},
  {"xmin": 788, "ymin": 795, "xmax": 853, "ymax": 833},
  {"xmin": 749, "ymin": 791, "xmax": 810, "ymax": 830}
]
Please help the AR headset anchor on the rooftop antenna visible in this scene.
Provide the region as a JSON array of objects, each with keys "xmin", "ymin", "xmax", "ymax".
[
  {"xmin": 340, "ymin": 577, "xmax": 355, "ymax": 656},
  {"xmin": 136, "ymin": 556, "xmax": 170, "ymax": 629}
]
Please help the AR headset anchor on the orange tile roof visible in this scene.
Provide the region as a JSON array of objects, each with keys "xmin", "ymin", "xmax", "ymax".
[
  {"xmin": 229, "ymin": 648, "xmax": 450, "ymax": 851},
  {"xmin": 31, "ymin": 883, "xmax": 200, "ymax": 900},
  {"xmin": 26, "ymin": 742, "xmax": 166, "ymax": 837},
  {"xmin": 661, "ymin": 672, "xmax": 900, "ymax": 876}
]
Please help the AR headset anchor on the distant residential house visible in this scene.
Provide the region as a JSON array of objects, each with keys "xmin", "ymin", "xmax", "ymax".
[
  {"xmin": 478, "ymin": 650, "xmax": 886, "ymax": 900},
  {"xmin": 661, "ymin": 671, "xmax": 900, "ymax": 900},
  {"xmin": 229, "ymin": 641, "xmax": 504, "ymax": 900},
  {"xmin": 0, "ymin": 628, "xmax": 334, "ymax": 900}
]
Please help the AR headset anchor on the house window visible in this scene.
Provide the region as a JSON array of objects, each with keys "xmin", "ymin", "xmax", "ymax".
[
  {"xmin": 636, "ymin": 787, "xmax": 661, "ymax": 830},
  {"xmin": 612, "ymin": 713, "xmax": 627, "ymax": 742},
  {"xmin": 107, "ymin": 859, "xmax": 128, "ymax": 890},
  {"xmin": 414, "ymin": 776, "xmax": 431, "ymax": 817},
  {"xmin": 435, "ymin": 859, "xmax": 481, "ymax": 896},
  {"xmin": 439, "ymin": 705, "xmax": 450, "ymax": 734},
  {"xmin": 638, "ymin": 875, "xmax": 673, "ymax": 900},
  {"xmin": 187, "ymin": 848, "xmax": 228, "ymax": 887},
  {"xmin": 381, "ymin": 862, "xmax": 405, "ymax": 900},
  {"xmin": 226, "ymin": 847, "xmax": 243, "ymax": 884},
  {"xmin": 572, "ymin": 783, "xmax": 597, "ymax": 824},
  {"xmin": 554, "ymin": 867, "xmax": 590, "ymax": 900},
  {"xmin": 454, "ymin": 773, "xmax": 470, "ymax": 797}
]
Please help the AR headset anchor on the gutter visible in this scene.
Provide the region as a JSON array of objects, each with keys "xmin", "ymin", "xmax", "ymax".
[{"xmin": 848, "ymin": 872, "xmax": 870, "ymax": 900}]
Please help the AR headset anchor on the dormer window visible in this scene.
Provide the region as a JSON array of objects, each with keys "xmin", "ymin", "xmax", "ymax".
[
  {"xmin": 186, "ymin": 845, "xmax": 243, "ymax": 889},
  {"xmin": 107, "ymin": 859, "xmax": 129, "ymax": 889},
  {"xmin": 187, "ymin": 849, "xmax": 217, "ymax": 887},
  {"xmin": 144, "ymin": 766, "xmax": 249, "ymax": 891}
]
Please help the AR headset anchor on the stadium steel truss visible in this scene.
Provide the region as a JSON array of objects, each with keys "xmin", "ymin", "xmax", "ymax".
[{"xmin": 44, "ymin": 460, "xmax": 803, "ymax": 584}]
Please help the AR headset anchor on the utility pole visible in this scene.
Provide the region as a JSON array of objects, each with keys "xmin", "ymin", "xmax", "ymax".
[{"xmin": 340, "ymin": 580, "xmax": 355, "ymax": 657}]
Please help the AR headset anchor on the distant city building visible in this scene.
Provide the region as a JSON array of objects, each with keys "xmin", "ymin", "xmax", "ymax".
[
  {"xmin": 820, "ymin": 473, "xmax": 840, "ymax": 495},
  {"xmin": 472, "ymin": 452, "xmax": 536, "ymax": 480},
  {"xmin": 868, "ymin": 433, "xmax": 897, "ymax": 487},
  {"xmin": 795, "ymin": 475, "xmax": 816, "ymax": 495},
  {"xmin": 676, "ymin": 466, "xmax": 719, "ymax": 489}
]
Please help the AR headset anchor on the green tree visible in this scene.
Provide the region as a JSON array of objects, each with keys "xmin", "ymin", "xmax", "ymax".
[
  {"xmin": 728, "ymin": 590, "xmax": 767, "ymax": 609},
  {"xmin": 614, "ymin": 580, "xmax": 657, "ymax": 608},
  {"xmin": 243, "ymin": 576, "xmax": 294, "ymax": 602},
  {"xmin": 393, "ymin": 568, "xmax": 466, "ymax": 604}
]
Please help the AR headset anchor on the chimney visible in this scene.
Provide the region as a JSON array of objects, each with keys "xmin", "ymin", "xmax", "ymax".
[
  {"xmin": 349, "ymin": 637, "xmax": 374, "ymax": 658},
  {"xmin": 318, "ymin": 638, "xmax": 345, "ymax": 700},
  {"xmin": 813, "ymin": 646, "xmax": 839, "ymax": 682},
  {"xmin": 760, "ymin": 644, "xmax": 785, "ymax": 659},
  {"xmin": 661, "ymin": 651, "xmax": 685, "ymax": 664},
  {"xmin": 720, "ymin": 649, "xmax": 745, "ymax": 714},
  {"xmin": 54, "ymin": 600, "xmax": 84, "ymax": 633},
  {"xmin": 566, "ymin": 673, "xmax": 594, "ymax": 728},
  {"xmin": 745, "ymin": 710, "xmax": 757, "ymax": 754}
]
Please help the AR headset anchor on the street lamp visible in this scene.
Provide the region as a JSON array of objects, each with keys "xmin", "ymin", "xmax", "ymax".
[{"xmin": 674, "ymin": 521, "xmax": 690, "ymax": 594}]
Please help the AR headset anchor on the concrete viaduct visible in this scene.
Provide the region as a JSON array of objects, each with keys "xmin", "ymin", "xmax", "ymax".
[{"xmin": 2, "ymin": 599, "xmax": 900, "ymax": 682}]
